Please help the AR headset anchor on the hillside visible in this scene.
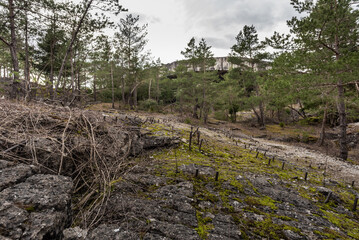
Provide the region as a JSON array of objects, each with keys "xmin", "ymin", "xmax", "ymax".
[{"xmin": 1, "ymin": 101, "xmax": 359, "ymax": 239}]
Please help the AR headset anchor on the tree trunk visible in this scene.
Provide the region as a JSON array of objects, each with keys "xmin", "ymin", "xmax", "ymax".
[
  {"xmin": 129, "ymin": 82, "xmax": 140, "ymax": 109},
  {"xmin": 355, "ymin": 81, "xmax": 359, "ymax": 95},
  {"xmin": 259, "ymin": 101, "xmax": 265, "ymax": 127},
  {"xmin": 128, "ymin": 95, "xmax": 133, "ymax": 108},
  {"xmin": 318, "ymin": 102, "xmax": 328, "ymax": 146},
  {"xmin": 71, "ymin": 49, "xmax": 75, "ymax": 95},
  {"xmin": 93, "ymin": 74, "xmax": 97, "ymax": 101},
  {"xmin": 203, "ymin": 103, "xmax": 209, "ymax": 124},
  {"xmin": 277, "ymin": 109, "xmax": 281, "ymax": 122},
  {"xmin": 200, "ymin": 87, "xmax": 206, "ymax": 119},
  {"xmin": 77, "ymin": 70, "xmax": 81, "ymax": 102},
  {"xmin": 148, "ymin": 78, "xmax": 152, "ymax": 100},
  {"xmin": 126, "ymin": 39, "xmax": 132, "ymax": 106},
  {"xmin": 334, "ymin": 26, "xmax": 348, "ymax": 160},
  {"xmin": 156, "ymin": 69, "xmax": 159, "ymax": 102},
  {"xmin": 179, "ymin": 96, "xmax": 183, "ymax": 114},
  {"xmin": 8, "ymin": 0, "xmax": 20, "ymax": 99},
  {"xmin": 337, "ymin": 82, "xmax": 348, "ymax": 159},
  {"xmin": 298, "ymin": 100, "xmax": 307, "ymax": 119},
  {"xmin": 49, "ymin": 14, "xmax": 56, "ymax": 99},
  {"xmin": 24, "ymin": 2, "xmax": 31, "ymax": 102},
  {"xmin": 193, "ymin": 98, "xmax": 199, "ymax": 119},
  {"xmin": 255, "ymin": 84, "xmax": 265, "ymax": 128},
  {"xmin": 62, "ymin": 65, "xmax": 67, "ymax": 92},
  {"xmin": 133, "ymin": 85, "xmax": 137, "ymax": 108},
  {"xmin": 120, "ymin": 60, "xmax": 125, "ymax": 106},
  {"xmin": 200, "ymin": 64, "xmax": 206, "ymax": 119},
  {"xmin": 233, "ymin": 108, "xmax": 237, "ymax": 123},
  {"xmin": 111, "ymin": 63, "xmax": 115, "ymax": 109},
  {"xmin": 121, "ymin": 75, "xmax": 125, "ymax": 105},
  {"xmin": 252, "ymin": 106, "xmax": 264, "ymax": 128}
]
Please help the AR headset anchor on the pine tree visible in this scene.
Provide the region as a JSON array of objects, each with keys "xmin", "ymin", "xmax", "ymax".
[
  {"xmin": 195, "ymin": 38, "xmax": 215, "ymax": 123},
  {"xmin": 115, "ymin": 14, "xmax": 148, "ymax": 108},
  {"xmin": 35, "ymin": 14, "xmax": 67, "ymax": 99},
  {"xmin": 229, "ymin": 25, "xmax": 270, "ymax": 127},
  {"xmin": 180, "ymin": 38, "xmax": 215, "ymax": 122},
  {"xmin": 268, "ymin": 0, "xmax": 359, "ymax": 160},
  {"xmin": 181, "ymin": 37, "xmax": 198, "ymax": 71}
]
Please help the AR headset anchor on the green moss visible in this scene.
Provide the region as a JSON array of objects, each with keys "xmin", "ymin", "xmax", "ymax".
[
  {"xmin": 298, "ymin": 187, "xmax": 317, "ymax": 202},
  {"xmin": 148, "ymin": 184, "xmax": 160, "ymax": 192},
  {"xmin": 283, "ymin": 225, "xmax": 301, "ymax": 233},
  {"xmin": 245, "ymin": 179, "xmax": 259, "ymax": 194},
  {"xmin": 231, "ymin": 213, "xmax": 243, "ymax": 224},
  {"xmin": 197, "ymin": 190, "xmax": 220, "ymax": 203},
  {"xmin": 321, "ymin": 210, "xmax": 359, "ymax": 239},
  {"xmin": 241, "ymin": 217, "xmax": 302, "ymax": 239},
  {"xmin": 245, "ymin": 196, "xmax": 278, "ymax": 210},
  {"xmin": 217, "ymin": 188, "xmax": 235, "ymax": 212},
  {"xmin": 195, "ymin": 211, "xmax": 214, "ymax": 239},
  {"xmin": 193, "ymin": 180, "xmax": 220, "ymax": 203},
  {"xmin": 298, "ymin": 117, "xmax": 321, "ymax": 126},
  {"xmin": 335, "ymin": 189, "xmax": 356, "ymax": 208},
  {"xmin": 25, "ymin": 205, "xmax": 35, "ymax": 212},
  {"xmin": 229, "ymin": 180, "xmax": 244, "ymax": 193},
  {"xmin": 275, "ymin": 169, "xmax": 302, "ymax": 181},
  {"xmin": 267, "ymin": 179, "xmax": 274, "ymax": 186},
  {"xmin": 249, "ymin": 217, "xmax": 285, "ymax": 240},
  {"xmin": 243, "ymin": 206, "xmax": 266, "ymax": 215},
  {"xmin": 314, "ymin": 228, "xmax": 349, "ymax": 239},
  {"xmin": 109, "ymin": 177, "xmax": 123, "ymax": 192},
  {"xmin": 15, "ymin": 203, "xmax": 36, "ymax": 213}
]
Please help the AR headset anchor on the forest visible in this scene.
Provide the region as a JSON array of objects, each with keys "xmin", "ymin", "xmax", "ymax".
[{"xmin": 0, "ymin": 0, "xmax": 359, "ymax": 161}]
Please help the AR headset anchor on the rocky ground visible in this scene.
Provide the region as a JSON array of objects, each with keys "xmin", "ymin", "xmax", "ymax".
[
  {"xmin": 2, "ymin": 103, "xmax": 359, "ymax": 239},
  {"xmin": 0, "ymin": 160, "xmax": 73, "ymax": 239}
]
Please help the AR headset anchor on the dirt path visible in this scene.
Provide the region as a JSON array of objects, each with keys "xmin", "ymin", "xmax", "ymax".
[
  {"xmin": 129, "ymin": 112, "xmax": 359, "ymax": 184},
  {"xmin": 243, "ymin": 138, "xmax": 359, "ymax": 183}
]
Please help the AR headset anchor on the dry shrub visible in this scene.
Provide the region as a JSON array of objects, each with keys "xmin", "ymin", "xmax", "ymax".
[{"xmin": 0, "ymin": 99, "xmax": 143, "ymax": 228}]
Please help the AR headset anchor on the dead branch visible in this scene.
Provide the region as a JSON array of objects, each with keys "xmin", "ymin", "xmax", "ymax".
[{"xmin": 58, "ymin": 107, "xmax": 72, "ymax": 175}]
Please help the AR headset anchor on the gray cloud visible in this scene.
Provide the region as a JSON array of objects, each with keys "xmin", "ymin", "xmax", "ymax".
[
  {"xmin": 115, "ymin": 0, "xmax": 299, "ymax": 63},
  {"xmin": 131, "ymin": 12, "xmax": 161, "ymax": 25},
  {"xmin": 201, "ymin": 35, "xmax": 234, "ymax": 50},
  {"xmin": 182, "ymin": 0, "xmax": 296, "ymax": 34}
]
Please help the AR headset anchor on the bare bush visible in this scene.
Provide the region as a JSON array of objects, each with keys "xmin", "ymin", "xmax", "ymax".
[{"xmin": 0, "ymin": 99, "xmax": 143, "ymax": 228}]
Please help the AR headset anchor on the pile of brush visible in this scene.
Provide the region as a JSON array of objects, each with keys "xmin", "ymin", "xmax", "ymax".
[{"xmin": 0, "ymin": 99, "xmax": 144, "ymax": 228}]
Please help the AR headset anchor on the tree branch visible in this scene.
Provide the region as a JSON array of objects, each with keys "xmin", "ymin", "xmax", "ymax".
[
  {"xmin": 0, "ymin": 35, "xmax": 10, "ymax": 47},
  {"xmin": 319, "ymin": 40, "xmax": 339, "ymax": 55},
  {"xmin": 297, "ymin": 81, "xmax": 359, "ymax": 90},
  {"xmin": 287, "ymin": 106, "xmax": 306, "ymax": 119},
  {"xmin": 317, "ymin": 17, "xmax": 339, "ymax": 55}
]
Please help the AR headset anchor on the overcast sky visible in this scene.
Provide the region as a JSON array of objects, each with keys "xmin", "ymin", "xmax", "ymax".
[{"xmin": 118, "ymin": 0, "xmax": 297, "ymax": 64}]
